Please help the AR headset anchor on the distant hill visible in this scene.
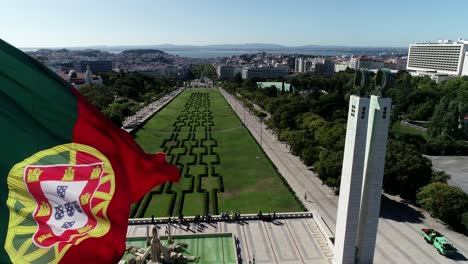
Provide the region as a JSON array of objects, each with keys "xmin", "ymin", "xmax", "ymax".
[
  {"xmin": 121, "ymin": 49, "xmax": 167, "ymax": 55},
  {"xmin": 22, "ymin": 43, "xmax": 407, "ymax": 52}
]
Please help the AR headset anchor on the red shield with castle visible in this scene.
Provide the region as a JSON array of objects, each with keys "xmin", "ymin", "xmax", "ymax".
[{"xmin": 24, "ymin": 162, "xmax": 104, "ymax": 248}]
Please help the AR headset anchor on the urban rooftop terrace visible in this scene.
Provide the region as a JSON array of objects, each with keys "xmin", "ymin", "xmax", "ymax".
[{"xmin": 415, "ymin": 38, "xmax": 468, "ymax": 44}]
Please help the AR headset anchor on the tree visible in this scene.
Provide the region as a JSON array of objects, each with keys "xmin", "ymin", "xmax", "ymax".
[
  {"xmin": 417, "ymin": 183, "xmax": 468, "ymax": 228},
  {"xmin": 428, "ymin": 77, "xmax": 468, "ymax": 140},
  {"xmin": 79, "ymin": 84, "xmax": 114, "ymax": 110},
  {"xmin": 300, "ymin": 145, "xmax": 321, "ymax": 166},
  {"xmin": 405, "ymin": 100, "xmax": 436, "ymax": 121},
  {"xmin": 266, "ymin": 85, "xmax": 278, "ymax": 97},
  {"xmin": 428, "ymin": 92, "xmax": 462, "ymax": 139},
  {"xmin": 298, "ymin": 113, "xmax": 326, "ymax": 138},
  {"xmin": 234, "ymin": 72, "xmax": 242, "ymax": 84},
  {"xmin": 314, "ymin": 122, "xmax": 345, "ymax": 151},
  {"xmin": 430, "ymin": 170, "xmax": 451, "ymax": 184},
  {"xmin": 79, "ymin": 72, "xmax": 176, "ymax": 127},
  {"xmin": 387, "ymin": 72, "xmax": 416, "ymax": 119},
  {"xmin": 462, "ymin": 212, "xmax": 468, "ymax": 231},
  {"xmin": 313, "ymin": 93, "xmax": 346, "ymax": 120},
  {"xmin": 344, "ymin": 67, "xmax": 355, "ymax": 74},
  {"xmin": 280, "ymin": 130, "xmax": 307, "ymax": 156},
  {"xmin": 383, "ymin": 140, "xmax": 432, "ymax": 200},
  {"xmin": 270, "ymin": 100, "xmax": 309, "ymax": 130},
  {"xmin": 190, "ymin": 64, "xmax": 217, "ymax": 80},
  {"xmin": 314, "ymin": 150, "xmax": 343, "ymax": 188},
  {"xmin": 102, "ymin": 101, "xmax": 133, "ymax": 127}
]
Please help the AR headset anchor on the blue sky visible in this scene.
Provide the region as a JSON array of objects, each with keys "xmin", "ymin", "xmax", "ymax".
[{"xmin": 1, "ymin": 0, "xmax": 467, "ymax": 48}]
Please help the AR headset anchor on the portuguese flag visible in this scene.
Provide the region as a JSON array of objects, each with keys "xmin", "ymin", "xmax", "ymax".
[{"xmin": 0, "ymin": 39, "xmax": 180, "ymax": 263}]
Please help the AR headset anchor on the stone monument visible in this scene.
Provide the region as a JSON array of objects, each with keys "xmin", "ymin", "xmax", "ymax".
[
  {"xmin": 334, "ymin": 68, "xmax": 393, "ymax": 264},
  {"xmin": 126, "ymin": 223, "xmax": 198, "ymax": 264}
]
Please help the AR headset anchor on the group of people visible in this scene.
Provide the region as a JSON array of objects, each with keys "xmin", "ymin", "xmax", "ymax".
[
  {"xmin": 257, "ymin": 211, "xmax": 277, "ymax": 221},
  {"xmin": 193, "ymin": 214, "xmax": 204, "ymax": 223},
  {"xmin": 220, "ymin": 211, "xmax": 241, "ymax": 221},
  {"xmin": 191, "ymin": 213, "xmax": 212, "ymax": 223},
  {"xmin": 159, "ymin": 210, "xmax": 278, "ymax": 225}
]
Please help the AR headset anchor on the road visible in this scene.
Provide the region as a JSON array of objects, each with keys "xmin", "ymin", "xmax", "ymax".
[
  {"xmin": 426, "ymin": 155, "xmax": 468, "ymax": 194},
  {"xmin": 220, "ymin": 88, "xmax": 468, "ymax": 264}
]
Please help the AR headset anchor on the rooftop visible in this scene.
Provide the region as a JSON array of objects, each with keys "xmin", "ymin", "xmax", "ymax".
[
  {"xmin": 257, "ymin": 82, "xmax": 292, "ymax": 91},
  {"xmin": 413, "ymin": 39, "xmax": 468, "ymax": 45}
]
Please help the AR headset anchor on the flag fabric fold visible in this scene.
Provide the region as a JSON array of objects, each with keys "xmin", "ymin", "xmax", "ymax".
[{"xmin": 0, "ymin": 39, "xmax": 180, "ymax": 263}]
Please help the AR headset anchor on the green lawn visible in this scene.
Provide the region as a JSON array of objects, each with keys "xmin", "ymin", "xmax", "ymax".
[
  {"xmin": 132, "ymin": 88, "xmax": 302, "ymax": 217},
  {"xmin": 392, "ymin": 122, "xmax": 427, "ymax": 138}
]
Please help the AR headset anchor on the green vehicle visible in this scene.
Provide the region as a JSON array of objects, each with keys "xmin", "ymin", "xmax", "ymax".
[{"xmin": 420, "ymin": 229, "xmax": 456, "ymax": 256}]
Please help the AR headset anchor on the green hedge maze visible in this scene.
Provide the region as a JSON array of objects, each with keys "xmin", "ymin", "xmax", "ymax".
[{"xmin": 131, "ymin": 92, "xmax": 223, "ymax": 217}]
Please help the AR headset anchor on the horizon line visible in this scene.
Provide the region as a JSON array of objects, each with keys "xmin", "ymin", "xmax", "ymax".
[{"xmin": 17, "ymin": 42, "xmax": 409, "ymax": 49}]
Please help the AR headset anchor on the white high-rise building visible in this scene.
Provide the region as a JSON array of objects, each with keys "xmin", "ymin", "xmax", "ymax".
[
  {"xmin": 295, "ymin": 57, "xmax": 302, "ymax": 73},
  {"xmin": 335, "ymin": 64, "xmax": 349, "ymax": 72},
  {"xmin": 216, "ymin": 65, "xmax": 240, "ymax": 80},
  {"xmin": 295, "ymin": 57, "xmax": 325, "ymax": 73},
  {"xmin": 407, "ymin": 39, "xmax": 468, "ymax": 76},
  {"xmin": 241, "ymin": 66, "xmax": 288, "ymax": 79},
  {"xmin": 349, "ymin": 56, "xmax": 384, "ymax": 70},
  {"xmin": 463, "ymin": 52, "xmax": 468, "ymax": 76}
]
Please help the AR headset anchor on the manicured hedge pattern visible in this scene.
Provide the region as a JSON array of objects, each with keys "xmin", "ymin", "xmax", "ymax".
[{"xmin": 131, "ymin": 92, "xmax": 223, "ymax": 216}]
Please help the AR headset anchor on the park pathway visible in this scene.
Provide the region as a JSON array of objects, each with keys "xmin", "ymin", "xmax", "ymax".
[{"xmin": 122, "ymin": 87, "xmax": 184, "ymax": 133}]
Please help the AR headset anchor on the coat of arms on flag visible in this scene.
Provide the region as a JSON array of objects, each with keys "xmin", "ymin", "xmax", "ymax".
[
  {"xmin": 0, "ymin": 39, "xmax": 180, "ymax": 263},
  {"xmin": 5, "ymin": 143, "xmax": 115, "ymax": 263}
]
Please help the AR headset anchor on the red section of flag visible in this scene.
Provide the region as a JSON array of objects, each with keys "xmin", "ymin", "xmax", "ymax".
[
  {"xmin": 57, "ymin": 90, "xmax": 180, "ymax": 263},
  {"xmin": 71, "ymin": 89, "xmax": 180, "ymax": 202}
]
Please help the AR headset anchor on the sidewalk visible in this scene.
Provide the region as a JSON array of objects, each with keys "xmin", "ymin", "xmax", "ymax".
[{"xmin": 122, "ymin": 87, "xmax": 184, "ymax": 133}]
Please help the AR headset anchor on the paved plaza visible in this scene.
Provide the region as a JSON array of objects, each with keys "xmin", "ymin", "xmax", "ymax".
[
  {"xmin": 426, "ymin": 155, "xmax": 468, "ymax": 194},
  {"xmin": 127, "ymin": 215, "xmax": 333, "ymax": 264}
]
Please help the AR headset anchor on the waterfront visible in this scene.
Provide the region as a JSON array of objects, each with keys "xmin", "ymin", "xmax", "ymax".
[{"xmin": 21, "ymin": 47, "xmax": 406, "ymax": 58}]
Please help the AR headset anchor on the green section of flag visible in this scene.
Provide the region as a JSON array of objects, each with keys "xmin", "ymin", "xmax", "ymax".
[{"xmin": 0, "ymin": 39, "xmax": 78, "ymax": 262}]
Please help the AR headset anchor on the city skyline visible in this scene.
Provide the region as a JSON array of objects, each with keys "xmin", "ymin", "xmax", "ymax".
[{"xmin": 1, "ymin": 0, "xmax": 467, "ymax": 48}]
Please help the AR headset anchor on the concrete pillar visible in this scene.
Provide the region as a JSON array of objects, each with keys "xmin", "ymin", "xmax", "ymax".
[
  {"xmin": 334, "ymin": 95, "xmax": 370, "ymax": 264},
  {"xmin": 356, "ymin": 96, "xmax": 392, "ymax": 263}
]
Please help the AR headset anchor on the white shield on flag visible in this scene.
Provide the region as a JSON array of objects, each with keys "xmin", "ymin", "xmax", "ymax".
[
  {"xmin": 5, "ymin": 143, "xmax": 117, "ymax": 263},
  {"xmin": 41, "ymin": 180, "xmax": 88, "ymax": 236},
  {"xmin": 23, "ymin": 162, "xmax": 104, "ymax": 248}
]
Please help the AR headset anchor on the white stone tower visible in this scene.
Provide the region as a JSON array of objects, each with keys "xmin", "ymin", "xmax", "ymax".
[
  {"xmin": 356, "ymin": 71, "xmax": 392, "ymax": 263},
  {"xmin": 333, "ymin": 69, "xmax": 392, "ymax": 264},
  {"xmin": 334, "ymin": 70, "xmax": 371, "ymax": 264}
]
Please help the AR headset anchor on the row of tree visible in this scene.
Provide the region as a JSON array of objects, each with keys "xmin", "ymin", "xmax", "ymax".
[
  {"xmin": 79, "ymin": 71, "xmax": 177, "ymax": 126},
  {"xmin": 188, "ymin": 64, "xmax": 217, "ymax": 80},
  {"xmin": 222, "ymin": 71, "xmax": 468, "ymax": 232}
]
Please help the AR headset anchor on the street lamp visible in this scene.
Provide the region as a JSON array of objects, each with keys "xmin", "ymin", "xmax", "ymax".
[
  {"xmin": 234, "ymin": 96, "xmax": 237, "ymax": 112},
  {"xmin": 243, "ymin": 101, "xmax": 246, "ymax": 125},
  {"xmin": 259, "ymin": 117, "xmax": 264, "ymax": 148},
  {"xmin": 260, "ymin": 122, "xmax": 263, "ymax": 147}
]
